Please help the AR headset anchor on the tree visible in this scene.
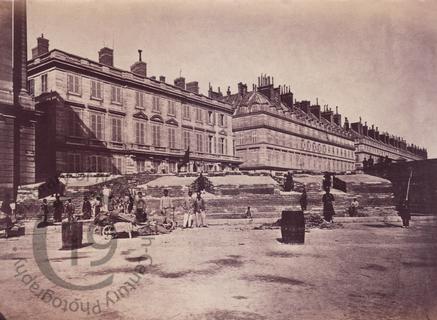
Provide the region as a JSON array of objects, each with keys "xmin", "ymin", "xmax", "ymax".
[{"xmin": 191, "ymin": 173, "xmax": 214, "ymax": 193}]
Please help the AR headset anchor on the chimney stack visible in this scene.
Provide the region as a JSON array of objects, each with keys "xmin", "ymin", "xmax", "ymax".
[
  {"xmin": 344, "ymin": 117, "xmax": 350, "ymax": 130},
  {"xmin": 237, "ymin": 82, "xmax": 247, "ymax": 96},
  {"xmin": 98, "ymin": 47, "xmax": 114, "ymax": 67},
  {"xmin": 321, "ymin": 108, "xmax": 334, "ymax": 123},
  {"xmin": 333, "ymin": 107, "xmax": 342, "ymax": 126},
  {"xmin": 130, "ymin": 49, "xmax": 147, "ymax": 77},
  {"xmin": 31, "ymin": 34, "xmax": 49, "ymax": 59},
  {"xmin": 174, "ymin": 77, "xmax": 186, "ymax": 90},
  {"xmin": 310, "ymin": 104, "xmax": 321, "ymax": 120},
  {"xmin": 159, "ymin": 75, "xmax": 166, "ymax": 82},
  {"xmin": 186, "ymin": 81, "xmax": 199, "ymax": 94}
]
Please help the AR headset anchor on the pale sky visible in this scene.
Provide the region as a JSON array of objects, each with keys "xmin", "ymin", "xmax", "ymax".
[{"xmin": 27, "ymin": 0, "xmax": 437, "ymax": 157}]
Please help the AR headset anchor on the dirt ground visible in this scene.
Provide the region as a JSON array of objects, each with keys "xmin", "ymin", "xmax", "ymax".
[{"xmin": 1, "ymin": 219, "xmax": 437, "ymax": 320}]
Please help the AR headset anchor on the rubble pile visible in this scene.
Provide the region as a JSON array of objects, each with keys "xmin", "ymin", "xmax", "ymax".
[{"xmin": 253, "ymin": 219, "xmax": 281, "ymax": 230}]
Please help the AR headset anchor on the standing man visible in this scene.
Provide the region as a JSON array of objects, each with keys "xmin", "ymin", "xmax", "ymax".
[
  {"xmin": 160, "ymin": 189, "xmax": 174, "ymax": 224},
  {"xmin": 322, "ymin": 187, "xmax": 335, "ymax": 222},
  {"xmin": 194, "ymin": 191, "xmax": 207, "ymax": 227},
  {"xmin": 135, "ymin": 192, "xmax": 147, "ymax": 223},
  {"xmin": 53, "ymin": 195, "xmax": 63, "ymax": 223},
  {"xmin": 182, "ymin": 190, "xmax": 195, "ymax": 228},
  {"xmin": 300, "ymin": 187, "xmax": 308, "ymax": 212},
  {"xmin": 82, "ymin": 196, "xmax": 92, "ymax": 219},
  {"xmin": 102, "ymin": 186, "xmax": 111, "ymax": 212},
  {"xmin": 398, "ymin": 199, "xmax": 411, "ymax": 228},
  {"xmin": 65, "ymin": 199, "xmax": 75, "ymax": 222},
  {"xmin": 41, "ymin": 199, "xmax": 49, "ymax": 223}
]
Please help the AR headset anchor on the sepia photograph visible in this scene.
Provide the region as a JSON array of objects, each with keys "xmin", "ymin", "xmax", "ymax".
[{"xmin": 0, "ymin": 0, "xmax": 436, "ymax": 319}]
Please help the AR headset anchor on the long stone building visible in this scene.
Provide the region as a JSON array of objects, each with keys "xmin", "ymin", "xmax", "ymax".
[
  {"xmin": 27, "ymin": 37, "xmax": 240, "ymax": 180},
  {"xmin": 219, "ymin": 74, "xmax": 426, "ymax": 173},
  {"xmin": 0, "ymin": 0, "xmax": 37, "ymax": 200},
  {"xmin": 221, "ymin": 75, "xmax": 356, "ymax": 173},
  {"xmin": 349, "ymin": 120, "xmax": 426, "ymax": 169}
]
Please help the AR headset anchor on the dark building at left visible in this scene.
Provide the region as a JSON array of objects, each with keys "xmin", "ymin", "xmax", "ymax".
[{"xmin": 0, "ymin": 0, "xmax": 37, "ymax": 201}]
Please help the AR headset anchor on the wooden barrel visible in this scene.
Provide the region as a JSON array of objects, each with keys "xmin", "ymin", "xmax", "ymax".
[
  {"xmin": 61, "ymin": 222, "xmax": 83, "ymax": 249},
  {"xmin": 281, "ymin": 211, "xmax": 305, "ymax": 244}
]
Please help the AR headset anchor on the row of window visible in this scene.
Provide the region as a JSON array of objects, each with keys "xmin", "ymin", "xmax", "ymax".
[
  {"xmin": 262, "ymin": 148, "xmax": 354, "ymax": 171},
  {"xmin": 68, "ymin": 153, "xmax": 123, "ymax": 174},
  {"xmin": 235, "ymin": 130, "xmax": 354, "ymax": 159},
  {"xmin": 29, "ymin": 73, "xmax": 230, "ymax": 127},
  {"xmin": 182, "ymin": 131, "xmax": 227, "ymax": 154},
  {"xmin": 67, "ymin": 109, "xmax": 228, "ymax": 153},
  {"xmin": 241, "ymin": 114, "xmax": 354, "ymax": 148}
]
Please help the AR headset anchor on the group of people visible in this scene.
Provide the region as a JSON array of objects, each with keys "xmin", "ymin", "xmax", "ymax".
[
  {"xmin": 44, "ymin": 196, "xmax": 78, "ymax": 223},
  {"xmin": 299, "ymin": 185, "xmax": 411, "ymax": 228},
  {"xmin": 40, "ymin": 188, "xmax": 209, "ymax": 228},
  {"xmin": 181, "ymin": 190, "xmax": 207, "ymax": 228},
  {"xmin": 298, "ymin": 186, "xmax": 360, "ymax": 223}
]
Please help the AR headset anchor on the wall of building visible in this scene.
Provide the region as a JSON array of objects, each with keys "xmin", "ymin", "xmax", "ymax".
[
  {"xmin": 354, "ymin": 136, "xmax": 425, "ymax": 169},
  {"xmin": 0, "ymin": 0, "xmax": 36, "ymax": 200},
  {"xmin": 29, "ymin": 50, "xmax": 238, "ymax": 178},
  {"xmin": 233, "ymin": 110, "xmax": 355, "ymax": 173}
]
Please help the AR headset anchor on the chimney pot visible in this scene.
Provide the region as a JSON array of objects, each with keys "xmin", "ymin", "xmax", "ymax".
[{"xmin": 159, "ymin": 75, "xmax": 166, "ymax": 82}]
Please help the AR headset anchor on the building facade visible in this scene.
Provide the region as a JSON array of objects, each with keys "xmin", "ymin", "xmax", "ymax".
[
  {"xmin": 221, "ymin": 75, "xmax": 356, "ymax": 173},
  {"xmin": 27, "ymin": 38, "xmax": 239, "ymax": 181},
  {"xmin": 0, "ymin": 0, "xmax": 37, "ymax": 200},
  {"xmin": 349, "ymin": 120, "xmax": 427, "ymax": 169}
]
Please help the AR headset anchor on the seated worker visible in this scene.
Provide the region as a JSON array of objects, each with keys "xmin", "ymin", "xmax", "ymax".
[{"xmin": 349, "ymin": 198, "xmax": 359, "ymax": 217}]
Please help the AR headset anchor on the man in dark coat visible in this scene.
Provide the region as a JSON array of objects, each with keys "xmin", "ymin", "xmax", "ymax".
[
  {"xmin": 300, "ymin": 187, "xmax": 308, "ymax": 212},
  {"xmin": 1, "ymin": 194, "xmax": 12, "ymax": 216},
  {"xmin": 53, "ymin": 195, "xmax": 63, "ymax": 222},
  {"xmin": 82, "ymin": 196, "xmax": 92, "ymax": 219},
  {"xmin": 322, "ymin": 187, "xmax": 335, "ymax": 222},
  {"xmin": 135, "ymin": 192, "xmax": 147, "ymax": 223},
  {"xmin": 398, "ymin": 199, "xmax": 411, "ymax": 228}
]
